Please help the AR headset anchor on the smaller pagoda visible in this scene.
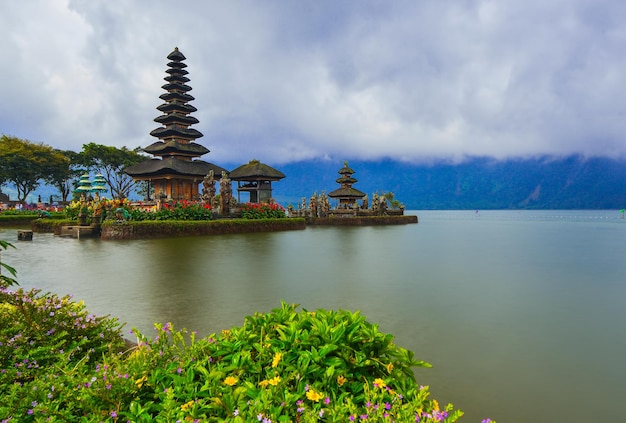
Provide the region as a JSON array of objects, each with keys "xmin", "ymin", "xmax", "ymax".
[
  {"xmin": 229, "ymin": 159, "xmax": 285, "ymax": 203},
  {"xmin": 327, "ymin": 161, "xmax": 366, "ymax": 208}
]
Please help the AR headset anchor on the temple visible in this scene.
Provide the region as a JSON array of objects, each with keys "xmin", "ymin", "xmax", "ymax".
[
  {"xmin": 125, "ymin": 48, "xmax": 226, "ymax": 201},
  {"xmin": 327, "ymin": 161, "xmax": 366, "ymax": 208},
  {"xmin": 229, "ymin": 159, "xmax": 285, "ymax": 203}
]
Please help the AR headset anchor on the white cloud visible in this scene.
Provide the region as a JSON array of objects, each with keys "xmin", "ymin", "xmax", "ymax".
[{"xmin": 1, "ymin": 0, "xmax": 626, "ymax": 164}]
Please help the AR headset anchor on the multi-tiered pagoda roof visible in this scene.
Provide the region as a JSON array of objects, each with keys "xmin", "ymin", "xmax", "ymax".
[
  {"xmin": 328, "ymin": 161, "xmax": 366, "ymax": 207},
  {"xmin": 125, "ymin": 48, "xmax": 226, "ymax": 200}
]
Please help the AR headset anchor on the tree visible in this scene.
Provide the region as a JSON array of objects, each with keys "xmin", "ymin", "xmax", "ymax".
[
  {"xmin": 78, "ymin": 143, "xmax": 146, "ymax": 200},
  {"xmin": 0, "ymin": 135, "xmax": 68, "ymax": 202},
  {"xmin": 45, "ymin": 149, "xmax": 84, "ymax": 203}
]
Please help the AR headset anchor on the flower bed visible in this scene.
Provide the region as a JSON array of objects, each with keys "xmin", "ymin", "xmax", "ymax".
[{"xmin": 0, "ymin": 286, "xmax": 497, "ymax": 422}]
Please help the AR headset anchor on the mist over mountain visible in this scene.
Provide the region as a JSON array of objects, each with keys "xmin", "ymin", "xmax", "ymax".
[
  {"xmin": 270, "ymin": 155, "xmax": 626, "ymax": 210},
  {"xmin": 4, "ymin": 155, "xmax": 625, "ymax": 210}
]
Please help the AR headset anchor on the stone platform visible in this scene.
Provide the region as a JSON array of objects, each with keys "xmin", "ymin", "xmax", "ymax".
[{"xmin": 59, "ymin": 225, "xmax": 99, "ymax": 238}]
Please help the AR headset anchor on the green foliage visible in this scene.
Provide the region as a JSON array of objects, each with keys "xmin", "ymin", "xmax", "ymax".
[
  {"xmin": 0, "ymin": 240, "xmax": 18, "ymax": 287},
  {"xmin": 0, "ymin": 295, "xmax": 496, "ymax": 422},
  {"xmin": 241, "ymin": 202, "xmax": 287, "ymax": 219},
  {"xmin": 78, "ymin": 143, "xmax": 146, "ymax": 200},
  {"xmin": 0, "ymin": 287, "xmax": 125, "ymax": 420},
  {"xmin": 46, "ymin": 149, "xmax": 86, "ymax": 203},
  {"xmin": 0, "ymin": 135, "xmax": 70, "ymax": 202}
]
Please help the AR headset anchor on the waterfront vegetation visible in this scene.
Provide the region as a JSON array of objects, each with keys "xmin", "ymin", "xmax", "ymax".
[
  {"xmin": 0, "ymin": 285, "xmax": 474, "ymax": 423},
  {"xmin": 0, "ymin": 228, "xmax": 494, "ymax": 422}
]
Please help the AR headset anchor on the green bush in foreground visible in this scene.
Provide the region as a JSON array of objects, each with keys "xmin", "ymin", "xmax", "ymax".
[{"xmin": 0, "ymin": 288, "xmax": 495, "ymax": 422}]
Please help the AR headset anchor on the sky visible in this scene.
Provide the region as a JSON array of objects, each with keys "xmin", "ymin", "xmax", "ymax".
[{"xmin": 2, "ymin": 0, "xmax": 626, "ymax": 166}]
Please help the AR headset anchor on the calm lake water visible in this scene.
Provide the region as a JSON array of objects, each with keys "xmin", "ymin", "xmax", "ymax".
[{"xmin": 2, "ymin": 210, "xmax": 625, "ymax": 422}]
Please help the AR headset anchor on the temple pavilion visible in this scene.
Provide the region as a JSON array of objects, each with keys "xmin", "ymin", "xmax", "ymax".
[
  {"xmin": 125, "ymin": 48, "xmax": 226, "ymax": 201},
  {"xmin": 327, "ymin": 161, "xmax": 366, "ymax": 208},
  {"xmin": 229, "ymin": 159, "xmax": 285, "ymax": 203}
]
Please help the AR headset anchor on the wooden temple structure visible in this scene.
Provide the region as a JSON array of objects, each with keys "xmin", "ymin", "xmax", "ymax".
[
  {"xmin": 125, "ymin": 48, "xmax": 226, "ymax": 201},
  {"xmin": 229, "ymin": 159, "xmax": 285, "ymax": 203},
  {"xmin": 327, "ymin": 161, "xmax": 366, "ymax": 208}
]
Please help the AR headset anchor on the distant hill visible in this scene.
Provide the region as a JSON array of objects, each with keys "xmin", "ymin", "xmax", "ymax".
[
  {"xmin": 4, "ymin": 155, "xmax": 626, "ymax": 210},
  {"xmin": 269, "ymin": 155, "xmax": 626, "ymax": 210}
]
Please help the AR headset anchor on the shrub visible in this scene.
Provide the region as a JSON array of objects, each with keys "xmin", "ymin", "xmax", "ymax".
[
  {"xmin": 64, "ymin": 199, "xmax": 214, "ymax": 222},
  {"xmin": 0, "ymin": 291, "xmax": 496, "ymax": 422},
  {"xmin": 241, "ymin": 202, "xmax": 286, "ymax": 219}
]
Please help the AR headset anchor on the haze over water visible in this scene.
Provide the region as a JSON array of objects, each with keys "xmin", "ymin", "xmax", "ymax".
[{"xmin": 3, "ymin": 210, "xmax": 625, "ymax": 422}]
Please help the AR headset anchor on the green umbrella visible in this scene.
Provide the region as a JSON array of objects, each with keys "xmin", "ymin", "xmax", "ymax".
[
  {"xmin": 76, "ymin": 174, "xmax": 92, "ymax": 192},
  {"xmin": 91, "ymin": 174, "xmax": 108, "ymax": 193}
]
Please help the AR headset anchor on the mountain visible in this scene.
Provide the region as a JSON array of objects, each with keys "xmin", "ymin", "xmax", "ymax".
[
  {"xmin": 4, "ymin": 155, "xmax": 625, "ymax": 210},
  {"xmin": 269, "ymin": 155, "xmax": 626, "ymax": 210}
]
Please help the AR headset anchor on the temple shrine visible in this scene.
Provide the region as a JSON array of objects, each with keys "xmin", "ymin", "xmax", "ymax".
[
  {"xmin": 327, "ymin": 161, "xmax": 366, "ymax": 208},
  {"xmin": 229, "ymin": 159, "xmax": 285, "ymax": 203},
  {"xmin": 125, "ymin": 48, "xmax": 226, "ymax": 201}
]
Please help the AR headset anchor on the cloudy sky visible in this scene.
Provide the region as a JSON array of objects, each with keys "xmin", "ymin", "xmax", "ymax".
[{"xmin": 2, "ymin": 0, "xmax": 626, "ymax": 165}]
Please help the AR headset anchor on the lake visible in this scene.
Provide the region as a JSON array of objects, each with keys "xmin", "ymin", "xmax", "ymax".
[{"xmin": 2, "ymin": 210, "xmax": 625, "ymax": 422}]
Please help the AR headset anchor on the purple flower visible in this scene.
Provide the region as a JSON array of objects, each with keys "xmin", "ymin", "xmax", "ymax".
[{"xmin": 111, "ymin": 411, "xmax": 117, "ymax": 418}]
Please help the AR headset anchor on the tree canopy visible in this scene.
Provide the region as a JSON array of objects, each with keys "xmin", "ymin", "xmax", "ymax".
[
  {"xmin": 0, "ymin": 135, "xmax": 69, "ymax": 202},
  {"xmin": 77, "ymin": 143, "xmax": 147, "ymax": 200}
]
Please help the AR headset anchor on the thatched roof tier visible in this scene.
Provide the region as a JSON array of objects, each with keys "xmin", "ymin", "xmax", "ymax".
[
  {"xmin": 166, "ymin": 68, "xmax": 188, "ymax": 76},
  {"xmin": 159, "ymin": 92, "xmax": 195, "ymax": 103},
  {"xmin": 125, "ymin": 157, "xmax": 227, "ymax": 179},
  {"xmin": 327, "ymin": 187, "xmax": 366, "ymax": 199},
  {"xmin": 164, "ymin": 74, "xmax": 190, "ymax": 84},
  {"xmin": 338, "ymin": 164, "xmax": 356, "ymax": 175},
  {"xmin": 167, "ymin": 61, "xmax": 187, "ymax": 69},
  {"xmin": 229, "ymin": 160, "xmax": 285, "ymax": 181},
  {"xmin": 161, "ymin": 82, "xmax": 192, "ymax": 92},
  {"xmin": 154, "ymin": 113, "xmax": 199, "ymax": 126},
  {"xmin": 157, "ymin": 101, "xmax": 197, "ymax": 114},
  {"xmin": 167, "ymin": 47, "xmax": 186, "ymax": 61},
  {"xmin": 336, "ymin": 175, "xmax": 357, "ymax": 184},
  {"xmin": 143, "ymin": 140, "xmax": 209, "ymax": 156},
  {"xmin": 149, "ymin": 126, "xmax": 204, "ymax": 139}
]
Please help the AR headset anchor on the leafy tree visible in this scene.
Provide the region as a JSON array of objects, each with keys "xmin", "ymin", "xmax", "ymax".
[
  {"xmin": 44, "ymin": 149, "xmax": 85, "ymax": 203},
  {"xmin": 78, "ymin": 143, "xmax": 146, "ymax": 200},
  {"xmin": 0, "ymin": 135, "xmax": 68, "ymax": 202}
]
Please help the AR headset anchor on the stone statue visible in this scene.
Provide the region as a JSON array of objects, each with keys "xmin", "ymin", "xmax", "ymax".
[
  {"xmin": 309, "ymin": 192, "xmax": 318, "ymax": 217},
  {"xmin": 201, "ymin": 170, "xmax": 216, "ymax": 205},
  {"xmin": 219, "ymin": 171, "xmax": 232, "ymax": 216}
]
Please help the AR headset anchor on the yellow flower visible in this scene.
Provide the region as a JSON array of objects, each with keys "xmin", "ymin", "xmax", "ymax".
[
  {"xmin": 373, "ymin": 378, "xmax": 386, "ymax": 389},
  {"xmin": 432, "ymin": 399, "xmax": 440, "ymax": 411},
  {"xmin": 181, "ymin": 400, "xmax": 194, "ymax": 412},
  {"xmin": 135, "ymin": 375, "xmax": 148, "ymax": 389},
  {"xmin": 259, "ymin": 379, "xmax": 269, "ymax": 387},
  {"xmin": 337, "ymin": 375, "xmax": 347, "ymax": 386},
  {"xmin": 306, "ymin": 389, "xmax": 323, "ymax": 402},
  {"xmin": 268, "ymin": 376, "xmax": 281, "ymax": 386},
  {"xmin": 224, "ymin": 376, "xmax": 238, "ymax": 386},
  {"xmin": 272, "ymin": 352, "xmax": 283, "ymax": 368},
  {"xmin": 386, "ymin": 362, "xmax": 394, "ymax": 373}
]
